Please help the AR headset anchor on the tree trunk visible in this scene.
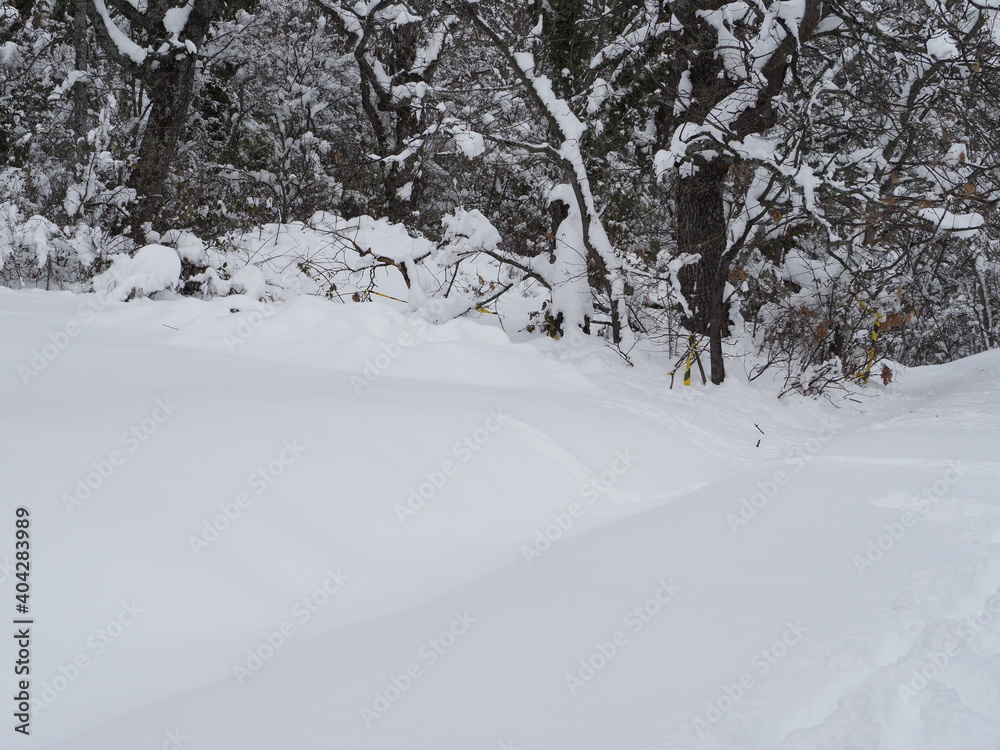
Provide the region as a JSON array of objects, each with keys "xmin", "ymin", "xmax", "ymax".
[
  {"xmin": 384, "ymin": 107, "xmax": 420, "ymax": 222},
  {"xmin": 664, "ymin": 0, "xmax": 825, "ymax": 384},
  {"xmin": 84, "ymin": 0, "xmax": 220, "ymax": 232},
  {"xmin": 127, "ymin": 61, "xmax": 198, "ymax": 230},
  {"xmin": 71, "ymin": 0, "xmax": 90, "ymax": 145},
  {"xmin": 676, "ymin": 158, "xmax": 730, "ymax": 384}
]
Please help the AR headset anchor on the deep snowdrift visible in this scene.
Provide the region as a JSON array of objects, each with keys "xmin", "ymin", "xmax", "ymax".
[{"xmin": 1, "ymin": 288, "xmax": 998, "ymax": 750}]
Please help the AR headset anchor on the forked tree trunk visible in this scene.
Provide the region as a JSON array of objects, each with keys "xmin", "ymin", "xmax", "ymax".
[
  {"xmin": 667, "ymin": 0, "xmax": 825, "ymax": 384},
  {"xmin": 85, "ymin": 0, "xmax": 219, "ymax": 231}
]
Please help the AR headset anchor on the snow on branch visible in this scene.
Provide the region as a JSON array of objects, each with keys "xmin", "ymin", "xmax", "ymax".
[{"xmin": 92, "ymin": 0, "xmax": 149, "ymax": 65}]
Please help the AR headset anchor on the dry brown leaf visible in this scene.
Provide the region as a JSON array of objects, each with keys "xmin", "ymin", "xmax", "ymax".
[{"xmin": 883, "ymin": 312, "xmax": 906, "ymax": 329}]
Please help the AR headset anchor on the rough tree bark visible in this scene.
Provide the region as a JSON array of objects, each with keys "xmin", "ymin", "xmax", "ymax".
[
  {"xmin": 676, "ymin": 158, "xmax": 730, "ymax": 384},
  {"xmin": 85, "ymin": 0, "xmax": 220, "ymax": 230},
  {"xmin": 71, "ymin": 0, "xmax": 91, "ymax": 144},
  {"xmin": 667, "ymin": 0, "xmax": 826, "ymax": 383},
  {"xmin": 126, "ymin": 50, "xmax": 202, "ymax": 223}
]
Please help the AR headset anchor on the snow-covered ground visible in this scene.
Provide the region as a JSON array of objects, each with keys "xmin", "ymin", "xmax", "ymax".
[{"xmin": 2, "ymin": 287, "xmax": 999, "ymax": 750}]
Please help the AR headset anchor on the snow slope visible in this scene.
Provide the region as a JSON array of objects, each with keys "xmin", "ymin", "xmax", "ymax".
[{"xmin": 1, "ymin": 288, "xmax": 999, "ymax": 750}]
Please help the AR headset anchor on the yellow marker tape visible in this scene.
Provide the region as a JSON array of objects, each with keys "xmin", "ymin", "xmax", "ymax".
[
  {"xmin": 853, "ymin": 300, "xmax": 884, "ymax": 384},
  {"xmin": 365, "ymin": 290, "xmax": 408, "ymax": 304},
  {"xmin": 683, "ymin": 335, "xmax": 697, "ymax": 386}
]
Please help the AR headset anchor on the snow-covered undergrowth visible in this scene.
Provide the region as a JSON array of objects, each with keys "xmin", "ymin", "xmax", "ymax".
[
  {"xmin": 2, "ymin": 287, "xmax": 999, "ymax": 750},
  {"xmin": 2, "ymin": 209, "xmax": 552, "ymax": 336}
]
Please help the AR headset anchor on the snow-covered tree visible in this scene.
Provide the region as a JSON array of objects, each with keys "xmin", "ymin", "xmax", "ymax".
[
  {"xmin": 85, "ymin": 0, "xmax": 221, "ymax": 228},
  {"xmin": 312, "ymin": 0, "xmax": 458, "ymax": 222}
]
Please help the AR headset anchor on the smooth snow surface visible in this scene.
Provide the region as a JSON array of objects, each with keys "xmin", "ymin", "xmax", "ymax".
[{"xmin": 2, "ymin": 289, "xmax": 999, "ymax": 750}]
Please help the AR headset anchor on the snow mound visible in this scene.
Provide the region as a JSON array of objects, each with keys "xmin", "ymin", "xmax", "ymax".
[{"xmin": 93, "ymin": 244, "xmax": 182, "ymax": 300}]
